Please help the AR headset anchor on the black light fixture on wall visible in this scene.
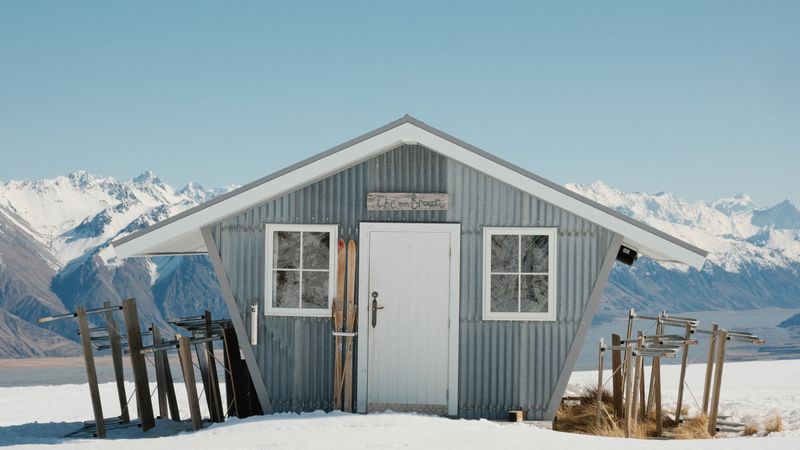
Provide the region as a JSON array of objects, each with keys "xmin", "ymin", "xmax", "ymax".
[{"xmin": 616, "ymin": 245, "xmax": 638, "ymax": 266}]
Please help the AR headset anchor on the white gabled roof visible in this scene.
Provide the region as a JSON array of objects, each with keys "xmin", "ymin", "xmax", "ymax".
[{"xmin": 112, "ymin": 115, "xmax": 708, "ymax": 269}]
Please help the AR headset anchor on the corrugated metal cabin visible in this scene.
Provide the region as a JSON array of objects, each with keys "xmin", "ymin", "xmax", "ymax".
[{"xmin": 112, "ymin": 116, "xmax": 707, "ymax": 420}]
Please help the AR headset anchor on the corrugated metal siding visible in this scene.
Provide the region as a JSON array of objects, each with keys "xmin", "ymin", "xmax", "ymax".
[
  {"xmin": 446, "ymin": 163, "xmax": 613, "ymax": 419},
  {"xmin": 212, "ymin": 144, "xmax": 615, "ymax": 419}
]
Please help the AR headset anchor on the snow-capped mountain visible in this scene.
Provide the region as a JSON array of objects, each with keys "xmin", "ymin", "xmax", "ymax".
[
  {"xmin": 0, "ymin": 172, "xmax": 798, "ymax": 357},
  {"xmin": 0, "ymin": 171, "xmax": 234, "ymax": 357},
  {"xmin": 0, "ymin": 170, "xmax": 231, "ymax": 267},
  {"xmin": 566, "ymin": 181, "xmax": 800, "ymax": 272},
  {"xmin": 566, "ymin": 181, "xmax": 800, "ymax": 320}
]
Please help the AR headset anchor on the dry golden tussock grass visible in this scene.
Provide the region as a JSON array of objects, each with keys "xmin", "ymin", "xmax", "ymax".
[
  {"xmin": 742, "ymin": 423, "xmax": 758, "ymax": 436},
  {"xmin": 554, "ymin": 387, "xmax": 664, "ymax": 439},
  {"xmin": 765, "ymin": 414, "xmax": 783, "ymax": 434},
  {"xmin": 673, "ymin": 414, "xmax": 711, "ymax": 440}
]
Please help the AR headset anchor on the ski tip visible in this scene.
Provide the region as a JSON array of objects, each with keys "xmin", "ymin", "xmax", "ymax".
[{"xmin": 338, "ymin": 239, "xmax": 345, "ymax": 250}]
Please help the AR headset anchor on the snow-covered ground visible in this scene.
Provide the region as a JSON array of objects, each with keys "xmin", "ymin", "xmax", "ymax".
[{"xmin": 0, "ymin": 359, "xmax": 798, "ymax": 449}]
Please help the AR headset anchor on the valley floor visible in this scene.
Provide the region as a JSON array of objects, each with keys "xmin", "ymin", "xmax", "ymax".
[{"xmin": 0, "ymin": 359, "xmax": 798, "ymax": 449}]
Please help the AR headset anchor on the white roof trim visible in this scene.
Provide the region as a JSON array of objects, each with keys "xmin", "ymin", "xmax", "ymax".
[{"xmin": 112, "ymin": 116, "xmax": 708, "ymax": 269}]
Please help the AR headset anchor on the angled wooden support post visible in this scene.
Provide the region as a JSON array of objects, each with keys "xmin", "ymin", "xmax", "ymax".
[
  {"xmin": 623, "ymin": 343, "xmax": 634, "ymax": 437},
  {"xmin": 162, "ymin": 348, "xmax": 181, "ymax": 421},
  {"xmin": 646, "ymin": 316, "xmax": 664, "ymax": 416},
  {"xmin": 103, "ymin": 301, "xmax": 129, "ymax": 424},
  {"xmin": 222, "ymin": 328, "xmax": 238, "ymax": 417},
  {"xmin": 177, "ymin": 334, "xmax": 203, "ymax": 431},
  {"xmin": 611, "ymin": 333, "xmax": 624, "ymax": 418},
  {"xmin": 78, "ymin": 306, "xmax": 106, "ymax": 438},
  {"xmin": 702, "ymin": 323, "xmax": 719, "ymax": 414},
  {"xmin": 654, "ymin": 349, "xmax": 663, "ymax": 437},
  {"xmin": 122, "ymin": 298, "xmax": 155, "ymax": 432},
  {"xmin": 636, "ymin": 331, "xmax": 646, "ymax": 417},
  {"xmin": 194, "ymin": 339, "xmax": 215, "ymax": 421},
  {"xmin": 622, "ymin": 308, "xmax": 635, "ymax": 389},
  {"xmin": 204, "ymin": 310, "xmax": 225, "ymax": 422},
  {"xmin": 631, "ymin": 335, "xmax": 645, "ymax": 421},
  {"xmin": 674, "ymin": 322, "xmax": 692, "ymax": 424},
  {"xmin": 152, "ymin": 324, "xmax": 169, "ymax": 419},
  {"xmin": 596, "ymin": 338, "xmax": 605, "ymax": 425},
  {"xmin": 707, "ymin": 330, "xmax": 728, "ymax": 437}
]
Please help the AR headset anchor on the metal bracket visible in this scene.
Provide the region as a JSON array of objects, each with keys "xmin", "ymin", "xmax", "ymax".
[{"xmin": 332, "ymin": 331, "xmax": 358, "ymax": 337}]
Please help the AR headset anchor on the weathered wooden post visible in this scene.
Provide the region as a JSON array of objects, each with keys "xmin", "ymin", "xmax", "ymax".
[
  {"xmin": 152, "ymin": 324, "xmax": 169, "ymax": 419},
  {"xmin": 654, "ymin": 347, "xmax": 663, "ymax": 437},
  {"xmin": 674, "ymin": 322, "xmax": 692, "ymax": 424},
  {"xmin": 702, "ymin": 323, "xmax": 720, "ymax": 414},
  {"xmin": 707, "ymin": 330, "xmax": 729, "ymax": 437},
  {"xmin": 636, "ymin": 331, "xmax": 645, "ymax": 417},
  {"xmin": 611, "ymin": 333, "xmax": 624, "ymax": 418},
  {"xmin": 204, "ymin": 311, "xmax": 225, "ymax": 422},
  {"xmin": 623, "ymin": 343, "xmax": 635, "ymax": 437},
  {"xmin": 596, "ymin": 338, "xmax": 605, "ymax": 425},
  {"xmin": 103, "ymin": 301, "xmax": 129, "ymax": 424},
  {"xmin": 122, "ymin": 298, "xmax": 155, "ymax": 431},
  {"xmin": 631, "ymin": 335, "xmax": 645, "ymax": 421},
  {"xmin": 625, "ymin": 309, "xmax": 636, "ymax": 342},
  {"xmin": 177, "ymin": 334, "xmax": 203, "ymax": 431},
  {"xmin": 161, "ymin": 347, "xmax": 180, "ymax": 421},
  {"xmin": 646, "ymin": 316, "xmax": 664, "ymax": 415},
  {"xmin": 77, "ymin": 306, "xmax": 106, "ymax": 438}
]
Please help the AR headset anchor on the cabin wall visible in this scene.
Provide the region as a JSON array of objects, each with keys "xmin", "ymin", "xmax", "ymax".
[{"xmin": 210, "ymin": 144, "xmax": 615, "ymax": 419}]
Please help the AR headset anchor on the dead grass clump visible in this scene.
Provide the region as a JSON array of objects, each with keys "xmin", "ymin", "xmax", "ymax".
[
  {"xmin": 765, "ymin": 414, "xmax": 783, "ymax": 434},
  {"xmin": 553, "ymin": 403, "xmax": 603, "ymax": 434},
  {"xmin": 555, "ymin": 389, "xmax": 713, "ymax": 441},
  {"xmin": 578, "ymin": 386, "xmax": 613, "ymax": 405},
  {"xmin": 586, "ymin": 419, "xmax": 625, "ymax": 437},
  {"xmin": 553, "ymin": 387, "xmax": 614, "ymax": 434},
  {"xmin": 674, "ymin": 414, "xmax": 711, "ymax": 440},
  {"xmin": 554, "ymin": 387, "xmax": 664, "ymax": 439},
  {"xmin": 742, "ymin": 423, "xmax": 758, "ymax": 436}
]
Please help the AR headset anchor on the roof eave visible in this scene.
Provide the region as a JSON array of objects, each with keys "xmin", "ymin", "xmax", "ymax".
[{"xmin": 112, "ymin": 115, "xmax": 708, "ymax": 269}]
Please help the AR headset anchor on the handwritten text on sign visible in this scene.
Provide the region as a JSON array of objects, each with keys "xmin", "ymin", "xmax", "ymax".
[{"xmin": 366, "ymin": 193, "xmax": 449, "ymax": 211}]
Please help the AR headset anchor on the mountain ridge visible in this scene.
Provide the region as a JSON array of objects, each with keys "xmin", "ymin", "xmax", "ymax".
[{"xmin": 0, "ymin": 171, "xmax": 798, "ymax": 357}]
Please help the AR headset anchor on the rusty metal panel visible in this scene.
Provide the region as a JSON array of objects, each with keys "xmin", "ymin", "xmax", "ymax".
[{"xmin": 212, "ymin": 144, "xmax": 615, "ymax": 418}]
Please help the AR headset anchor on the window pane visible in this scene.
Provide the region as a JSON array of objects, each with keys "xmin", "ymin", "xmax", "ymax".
[
  {"xmin": 272, "ymin": 270, "xmax": 300, "ymax": 308},
  {"xmin": 521, "ymin": 235, "xmax": 549, "ymax": 273},
  {"xmin": 491, "ymin": 235, "xmax": 518, "ymax": 272},
  {"xmin": 490, "ymin": 274, "xmax": 519, "ymax": 312},
  {"xmin": 274, "ymin": 231, "xmax": 301, "ymax": 269},
  {"xmin": 520, "ymin": 275, "xmax": 548, "ymax": 313},
  {"xmin": 302, "ymin": 271, "xmax": 329, "ymax": 309},
  {"xmin": 303, "ymin": 232, "xmax": 330, "ymax": 270}
]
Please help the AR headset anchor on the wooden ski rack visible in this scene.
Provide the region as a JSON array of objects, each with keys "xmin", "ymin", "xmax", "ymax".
[
  {"xmin": 39, "ymin": 300, "xmax": 262, "ymax": 438},
  {"xmin": 595, "ymin": 308, "xmax": 766, "ymax": 438}
]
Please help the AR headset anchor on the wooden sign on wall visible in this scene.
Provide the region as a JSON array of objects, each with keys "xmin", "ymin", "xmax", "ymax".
[{"xmin": 366, "ymin": 193, "xmax": 449, "ymax": 211}]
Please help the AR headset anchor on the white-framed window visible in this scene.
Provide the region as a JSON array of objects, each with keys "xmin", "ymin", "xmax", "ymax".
[
  {"xmin": 265, "ymin": 224, "xmax": 338, "ymax": 317},
  {"xmin": 482, "ymin": 227, "xmax": 557, "ymax": 321}
]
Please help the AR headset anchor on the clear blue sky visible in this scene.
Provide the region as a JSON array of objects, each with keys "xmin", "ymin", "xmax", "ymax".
[{"xmin": 1, "ymin": 1, "xmax": 798, "ymax": 206}]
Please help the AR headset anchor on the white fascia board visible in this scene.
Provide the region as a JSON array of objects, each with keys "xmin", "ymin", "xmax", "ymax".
[
  {"xmin": 403, "ymin": 125, "xmax": 707, "ymax": 269},
  {"xmin": 114, "ymin": 229, "xmax": 205, "ymax": 259},
  {"xmin": 113, "ymin": 129, "xmax": 410, "ymax": 258},
  {"xmin": 114, "ymin": 120, "xmax": 706, "ymax": 269}
]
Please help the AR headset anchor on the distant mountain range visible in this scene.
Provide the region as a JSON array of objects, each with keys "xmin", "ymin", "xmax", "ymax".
[
  {"xmin": 0, "ymin": 171, "xmax": 233, "ymax": 357},
  {"xmin": 0, "ymin": 172, "xmax": 799, "ymax": 357},
  {"xmin": 566, "ymin": 182, "xmax": 800, "ymax": 322}
]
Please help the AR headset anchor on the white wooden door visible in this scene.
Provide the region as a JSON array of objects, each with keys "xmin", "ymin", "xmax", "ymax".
[{"xmin": 357, "ymin": 223, "xmax": 460, "ymax": 416}]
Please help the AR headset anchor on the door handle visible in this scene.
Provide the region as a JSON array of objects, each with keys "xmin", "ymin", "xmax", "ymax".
[{"xmin": 371, "ymin": 291, "xmax": 384, "ymax": 328}]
